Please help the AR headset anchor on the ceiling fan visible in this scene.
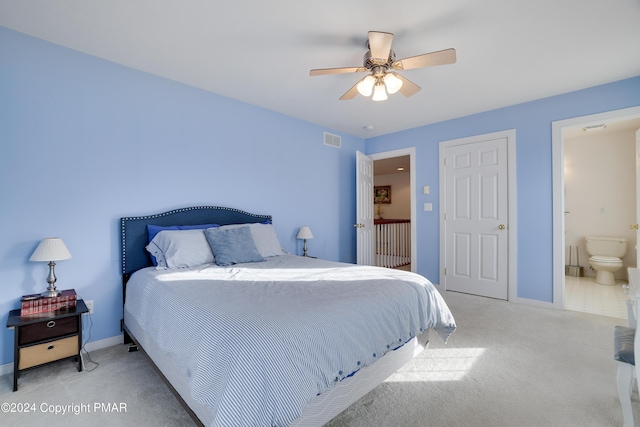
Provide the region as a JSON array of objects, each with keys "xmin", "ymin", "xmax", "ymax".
[{"xmin": 310, "ymin": 31, "xmax": 456, "ymax": 101}]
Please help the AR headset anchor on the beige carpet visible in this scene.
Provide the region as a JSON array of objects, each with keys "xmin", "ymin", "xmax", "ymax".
[
  {"xmin": 1, "ymin": 290, "xmax": 638, "ymax": 426},
  {"xmin": 0, "ymin": 340, "xmax": 192, "ymax": 426},
  {"xmin": 327, "ymin": 291, "xmax": 637, "ymax": 427}
]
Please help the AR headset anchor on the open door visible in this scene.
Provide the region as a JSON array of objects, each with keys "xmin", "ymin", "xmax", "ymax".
[{"xmin": 356, "ymin": 151, "xmax": 374, "ymax": 265}]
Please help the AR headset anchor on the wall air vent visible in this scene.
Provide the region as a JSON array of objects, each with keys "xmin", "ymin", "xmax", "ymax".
[{"xmin": 324, "ymin": 132, "xmax": 341, "ymax": 148}]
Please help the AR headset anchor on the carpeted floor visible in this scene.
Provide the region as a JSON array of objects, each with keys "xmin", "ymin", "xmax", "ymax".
[
  {"xmin": 327, "ymin": 291, "xmax": 637, "ymax": 427},
  {"xmin": 1, "ymin": 290, "xmax": 638, "ymax": 426},
  {"xmin": 0, "ymin": 339, "xmax": 192, "ymax": 426}
]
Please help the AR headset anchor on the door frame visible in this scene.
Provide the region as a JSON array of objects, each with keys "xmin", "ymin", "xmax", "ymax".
[
  {"xmin": 551, "ymin": 105, "xmax": 640, "ymax": 309},
  {"xmin": 368, "ymin": 148, "xmax": 417, "ymax": 271},
  {"xmin": 439, "ymin": 129, "xmax": 518, "ymax": 301}
]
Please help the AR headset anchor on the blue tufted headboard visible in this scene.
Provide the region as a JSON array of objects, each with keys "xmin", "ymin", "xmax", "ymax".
[{"xmin": 120, "ymin": 206, "xmax": 272, "ymax": 279}]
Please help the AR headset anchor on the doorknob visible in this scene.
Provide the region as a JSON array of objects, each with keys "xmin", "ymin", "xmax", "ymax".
[
  {"xmin": 353, "ymin": 224, "xmax": 365, "ymax": 228},
  {"xmin": 631, "ymin": 224, "xmax": 639, "ymax": 230},
  {"xmin": 498, "ymin": 224, "xmax": 506, "ymax": 230}
]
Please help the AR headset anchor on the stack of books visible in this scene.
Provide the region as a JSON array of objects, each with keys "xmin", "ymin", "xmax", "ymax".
[{"xmin": 20, "ymin": 289, "xmax": 77, "ymax": 316}]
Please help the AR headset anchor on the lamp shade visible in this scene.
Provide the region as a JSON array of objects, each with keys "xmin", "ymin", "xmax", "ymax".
[
  {"xmin": 383, "ymin": 72, "xmax": 403, "ymax": 94},
  {"xmin": 29, "ymin": 238, "xmax": 72, "ymax": 262},
  {"xmin": 356, "ymin": 75, "xmax": 376, "ymax": 97},
  {"xmin": 296, "ymin": 227, "xmax": 313, "ymax": 240},
  {"xmin": 372, "ymin": 82, "xmax": 388, "ymax": 101}
]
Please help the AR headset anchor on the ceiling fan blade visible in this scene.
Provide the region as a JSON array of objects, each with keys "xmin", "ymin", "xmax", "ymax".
[
  {"xmin": 394, "ymin": 74, "xmax": 421, "ymax": 97},
  {"xmin": 392, "ymin": 48, "xmax": 456, "ymax": 70},
  {"xmin": 310, "ymin": 66, "xmax": 366, "ymax": 76},
  {"xmin": 339, "ymin": 81, "xmax": 361, "ymax": 100},
  {"xmin": 368, "ymin": 31, "xmax": 394, "ymax": 61}
]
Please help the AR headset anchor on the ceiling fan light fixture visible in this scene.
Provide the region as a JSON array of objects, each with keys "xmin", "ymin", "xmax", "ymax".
[
  {"xmin": 372, "ymin": 81, "xmax": 388, "ymax": 101},
  {"xmin": 383, "ymin": 72, "xmax": 403, "ymax": 94},
  {"xmin": 357, "ymin": 75, "xmax": 376, "ymax": 97},
  {"xmin": 309, "ymin": 31, "xmax": 456, "ymax": 101}
]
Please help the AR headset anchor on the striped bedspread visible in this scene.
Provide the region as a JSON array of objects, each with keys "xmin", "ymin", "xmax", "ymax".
[{"xmin": 124, "ymin": 255, "xmax": 456, "ymax": 426}]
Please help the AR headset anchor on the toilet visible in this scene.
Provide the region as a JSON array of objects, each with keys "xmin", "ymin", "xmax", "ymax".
[{"xmin": 584, "ymin": 236, "xmax": 628, "ymax": 285}]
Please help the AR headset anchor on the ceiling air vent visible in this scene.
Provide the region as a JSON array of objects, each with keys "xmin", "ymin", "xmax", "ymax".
[{"xmin": 324, "ymin": 132, "xmax": 341, "ymax": 148}]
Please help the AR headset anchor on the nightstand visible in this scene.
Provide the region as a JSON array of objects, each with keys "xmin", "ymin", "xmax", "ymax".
[{"xmin": 6, "ymin": 299, "xmax": 88, "ymax": 391}]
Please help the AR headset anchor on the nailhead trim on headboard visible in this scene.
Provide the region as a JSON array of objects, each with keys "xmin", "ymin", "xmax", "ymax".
[{"xmin": 120, "ymin": 206, "xmax": 272, "ymax": 275}]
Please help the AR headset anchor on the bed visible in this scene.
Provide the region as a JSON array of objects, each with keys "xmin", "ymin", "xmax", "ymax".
[{"xmin": 121, "ymin": 206, "xmax": 456, "ymax": 427}]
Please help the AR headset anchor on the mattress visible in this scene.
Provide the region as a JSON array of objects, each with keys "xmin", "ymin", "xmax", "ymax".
[{"xmin": 124, "ymin": 254, "xmax": 455, "ymax": 426}]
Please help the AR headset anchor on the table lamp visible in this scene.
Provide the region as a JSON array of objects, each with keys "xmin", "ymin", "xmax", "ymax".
[
  {"xmin": 29, "ymin": 238, "xmax": 72, "ymax": 297},
  {"xmin": 296, "ymin": 227, "xmax": 313, "ymax": 257}
]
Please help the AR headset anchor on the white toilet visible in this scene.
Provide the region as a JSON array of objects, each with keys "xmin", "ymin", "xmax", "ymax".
[{"xmin": 584, "ymin": 236, "xmax": 628, "ymax": 285}]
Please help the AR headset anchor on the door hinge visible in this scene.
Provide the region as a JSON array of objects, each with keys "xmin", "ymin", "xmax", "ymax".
[
  {"xmin": 443, "ymin": 157, "xmax": 447, "ymax": 166},
  {"xmin": 444, "ymin": 268, "xmax": 448, "ymax": 275}
]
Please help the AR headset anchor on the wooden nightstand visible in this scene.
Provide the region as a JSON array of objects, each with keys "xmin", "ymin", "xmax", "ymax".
[{"xmin": 6, "ymin": 299, "xmax": 88, "ymax": 391}]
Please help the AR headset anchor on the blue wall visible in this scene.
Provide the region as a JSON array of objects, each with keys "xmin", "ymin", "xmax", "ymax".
[
  {"xmin": 0, "ymin": 27, "xmax": 363, "ymax": 366},
  {"xmin": 365, "ymin": 76, "xmax": 640, "ymax": 302}
]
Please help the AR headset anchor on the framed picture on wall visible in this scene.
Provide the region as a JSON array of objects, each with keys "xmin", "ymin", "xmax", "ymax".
[{"xmin": 374, "ymin": 186, "xmax": 391, "ymax": 204}]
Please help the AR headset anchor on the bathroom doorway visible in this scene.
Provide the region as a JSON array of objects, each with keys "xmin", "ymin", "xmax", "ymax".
[{"xmin": 552, "ymin": 106, "xmax": 640, "ymax": 318}]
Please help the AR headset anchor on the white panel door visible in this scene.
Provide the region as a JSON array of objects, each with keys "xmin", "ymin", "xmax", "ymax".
[
  {"xmin": 444, "ymin": 137, "xmax": 509, "ymax": 299},
  {"xmin": 356, "ymin": 151, "xmax": 374, "ymax": 265}
]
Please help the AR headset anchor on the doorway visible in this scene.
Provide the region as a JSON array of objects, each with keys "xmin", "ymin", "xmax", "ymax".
[
  {"xmin": 358, "ymin": 148, "xmax": 417, "ymax": 271},
  {"xmin": 551, "ymin": 106, "xmax": 640, "ymax": 313},
  {"xmin": 373, "ymin": 155, "xmax": 411, "ymax": 270}
]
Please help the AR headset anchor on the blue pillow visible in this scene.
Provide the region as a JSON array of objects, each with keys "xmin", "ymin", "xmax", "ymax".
[
  {"xmin": 204, "ymin": 227, "xmax": 264, "ymax": 266},
  {"xmin": 147, "ymin": 224, "xmax": 219, "ymax": 265}
]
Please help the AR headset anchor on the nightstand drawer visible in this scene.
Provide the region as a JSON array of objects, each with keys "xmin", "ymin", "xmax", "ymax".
[
  {"xmin": 19, "ymin": 316, "xmax": 79, "ymax": 345},
  {"xmin": 19, "ymin": 336, "xmax": 78, "ymax": 370}
]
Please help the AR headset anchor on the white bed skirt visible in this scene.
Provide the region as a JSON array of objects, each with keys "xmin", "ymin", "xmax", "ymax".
[
  {"xmin": 290, "ymin": 330, "xmax": 430, "ymax": 426},
  {"xmin": 125, "ymin": 309, "xmax": 429, "ymax": 427}
]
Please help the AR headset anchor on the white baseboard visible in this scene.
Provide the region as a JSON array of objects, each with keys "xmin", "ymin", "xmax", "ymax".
[
  {"xmin": 0, "ymin": 334, "xmax": 123, "ymax": 378},
  {"xmin": 82, "ymin": 334, "xmax": 123, "ymax": 352},
  {"xmin": 0, "ymin": 361, "xmax": 12, "ymax": 377},
  {"xmin": 439, "ymin": 285, "xmax": 556, "ymax": 309},
  {"xmin": 512, "ymin": 295, "xmax": 557, "ymax": 310}
]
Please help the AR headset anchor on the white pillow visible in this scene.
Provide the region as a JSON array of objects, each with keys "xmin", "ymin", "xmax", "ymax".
[
  {"xmin": 146, "ymin": 229, "xmax": 215, "ymax": 269},
  {"xmin": 219, "ymin": 223, "xmax": 284, "ymax": 257},
  {"xmin": 249, "ymin": 223, "xmax": 284, "ymax": 257}
]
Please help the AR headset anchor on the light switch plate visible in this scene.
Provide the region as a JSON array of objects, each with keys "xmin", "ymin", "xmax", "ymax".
[
  {"xmin": 424, "ymin": 203, "xmax": 432, "ymax": 211},
  {"xmin": 423, "ymin": 185, "xmax": 430, "ymax": 195}
]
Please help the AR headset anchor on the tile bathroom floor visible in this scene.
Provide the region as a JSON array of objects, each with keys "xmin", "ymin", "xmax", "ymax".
[{"xmin": 565, "ymin": 274, "xmax": 629, "ymax": 320}]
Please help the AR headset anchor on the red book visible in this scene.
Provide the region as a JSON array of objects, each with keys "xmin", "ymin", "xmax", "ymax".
[
  {"xmin": 20, "ymin": 289, "xmax": 77, "ymax": 316},
  {"xmin": 20, "ymin": 294, "xmax": 39, "ymax": 316}
]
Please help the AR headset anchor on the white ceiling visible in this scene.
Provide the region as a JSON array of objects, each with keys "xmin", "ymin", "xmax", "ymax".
[
  {"xmin": 374, "ymin": 156, "xmax": 410, "ymax": 176},
  {"xmin": 564, "ymin": 117, "xmax": 640, "ymax": 139},
  {"xmin": 1, "ymin": 0, "xmax": 639, "ymax": 139}
]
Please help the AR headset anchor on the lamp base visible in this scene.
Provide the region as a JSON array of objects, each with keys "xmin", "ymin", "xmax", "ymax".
[
  {"xmin": 42, "ymin": 261, "xmax": 61, "ymax": 298},
  {"xmin": 41, "ymin": 288, "xmax": 61, "ymax": 298}
]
